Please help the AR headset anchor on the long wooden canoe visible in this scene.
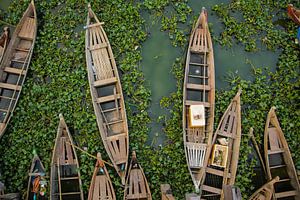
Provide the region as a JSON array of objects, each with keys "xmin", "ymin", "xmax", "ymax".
[
  {"xmin": 0, "ymin": 0, "xmax": 37, "ymax": 138},
  {"xmin": 249, "ymin": 176, "xmax": 279, "ymax": 200},
  {"xmin": 26, "ymin": 153, "xmax": 46, "ymax": 200},
  {"xmin": 0, "ymin": 27, "xmax": 9, "ymax": 63},
  {"xmin": 288, "ymin": 4, "xmax": 300, "ymax": 25},
  {"xmin": 183, "ymin": 8, "xmax": 215, "ymax": 192},
  {"xmin": 264, "ymin": 107, "xmax": 300, "ymax": 200},
  {"xmin": 50, "ymin": 114, "xmax": 84, "ymax": 200},
  {"xmin": 161, "ymin": 184, "xmax": 175, "ymax": 200},
  {"xmin": 85, "ymin": 4, "xmax": 129, "ymax": 184},
  {"xmin": 88, "ymin": 153, "xmax": 116, "ymax": 200},
  {"xmin": 124, "ymin": 151, "xmax": 152, "ymax": 200},
  {"xmin": 201, "ymin": 90, "xmax": 241, "ymax": 200}
]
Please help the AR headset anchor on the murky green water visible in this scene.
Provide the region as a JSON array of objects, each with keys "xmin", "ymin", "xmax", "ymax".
[
  {"xmin": 141, "ymin": 0, "xmax": 279, "ymax": 145},
  {"xmin": 0, "ymin": 0, "xmax": 279, "ymax": 146}
]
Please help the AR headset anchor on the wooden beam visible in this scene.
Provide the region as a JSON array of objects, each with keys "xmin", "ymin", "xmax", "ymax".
[{"xmin": 0, "ymin": 83, "xmax": 21, "ymax": 91}]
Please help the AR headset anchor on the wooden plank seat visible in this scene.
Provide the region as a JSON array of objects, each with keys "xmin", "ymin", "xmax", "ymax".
[
  {"xmin": 97, "ymin": 94, "xmax": 120, "ymax": 103},
  {"xmin": 187, "ymin": 83, "xmax": 210, "ymax": 91},
  {"xmin": 126, "ymin": 169, "xmax": 148, "ymax": 199},
  {"xmin": 4, "ymin": 67, "xmax": 26, "ymax": 75},
  {"xmin": 189, "ymin": 62, "xmax": 208, "ymax": 66},
  {"xmin": 60, "ymin": 176, "xmax": 79, "ymax": 181},
  {"xmin": 0, "ymin": 83, "xmax": 21, "ymax": 91},
  {"xmin": 186, "ymin": 142, "xmax": 207, "ymax": 168},
  {"xmin": 90, "ymin": 43, "xmax": 108, "ymax": 51},
  {"xmin": 11, "ymin": 59, "xmax": 27, "ymax": 63},
  {"xmin": 268, "ymin": 149, "xmax": 284, "ymax": 155},
  {"xmin": 206, "ymin": 167, "xmax": 231, "ymax": 178},
  {"xmin": 15, "ymin": 47, "xmax": 30, "ymax": 52},
  {"xmin": 54, "ymin": 192, "xmax": 82, "ymax": 196},
  {"xmin": 270, "ymin": 164, "xmax": 286, "ymax": 169},
  {"xmin": 185, "ymin": 100, "xmax": 210, "ymax": 107},
  {"xmin": 85, "ymin": 22, "xmax": 104, "ymax": 29},
  {"xmin": 106, "ymin": 133, "xmax": 127, "ymax": 165},
  {"xmin": 275, "ymin": 190, "xmax": 297, "ymax": 198},
  {"xmin": 202, "ymin": 185, "xmax": 222, "ymax": 194},
  {"xmin": 94, "ymin": 77, "xmax": 117, "ymax": 87}
]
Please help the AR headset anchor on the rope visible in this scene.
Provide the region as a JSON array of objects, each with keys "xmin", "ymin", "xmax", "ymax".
[
  {"xmin": 0, "ymin": 20, "xmax": 15, "ymax": 27},
  {"xmin": 65, "ymin": 141, "xmax": 113, "ymax": 167}
]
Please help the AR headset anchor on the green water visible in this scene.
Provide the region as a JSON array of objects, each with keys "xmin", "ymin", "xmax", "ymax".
[
  {"xmin": 140, "ymin": 0, "xmax": 279, "ymax": 145},
  {"xmin": 0, "ymin": 0, "xmax": 280, "ymax": 146}
]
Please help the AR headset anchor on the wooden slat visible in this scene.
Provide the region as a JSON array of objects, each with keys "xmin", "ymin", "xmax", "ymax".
[
  {"xmin": 15, "ymin": 47, "xmax": 29, "ymax": 52},
  {"xmin": 185, "ymin": 100, "xmax": 210, "ymax": 107},
  {"xmin": 268, "ymin": 149, "xmax": 284, "ymax": 155},
  {"xmin": 270, "ymin": 164, "xmax": 286, "ymax": 169},
  {"xmin": 4, "ymin": 67, "xmax": 26, "ymax": 75},
  {"xmin": 97, "ymin": 94, "xmax": 120, "ymax": 103},
  {"xmin": 86, "ymin": 22, "xmax": 104, "ymax": 29},
  {"xmin": 0, "ymin": 83, "xmax": 21, "ymax": 91},
  {"xmin": 202, "ymin": 185, "xmax": 222, "ymax": 194},
  {"xmin": 60, "ymin": 176, "xmax": 79, "ymax": 181},
  {"xmin": 275, "ymin": 190, "xmax": 297, "ymax": 198},
  {"xmin": 94, "ymin": 77, "xmax": 117, "ymax": 87},
  {"xmin": 206, "ymin": 167, "xmax": 228, "ymax": 177},
  {"xmin": 90, "ymin": 43, "xmax": 108, "ymax": 51},
  {"xmin": 187, "ymin": 83, "xmax": 210, "ymax": 91}
]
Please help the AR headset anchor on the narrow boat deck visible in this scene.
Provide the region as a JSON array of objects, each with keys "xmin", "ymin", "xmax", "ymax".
[
  {"xmin": 86, "ymin": 5, "xmax": 128, "ymax": 183},
  {"xmin": 183, "ymin": 8, "xmax": 215, "ymax": 192}
]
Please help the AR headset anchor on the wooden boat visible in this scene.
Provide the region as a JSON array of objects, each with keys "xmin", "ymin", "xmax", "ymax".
[
  {"xmin": 183, "ymin": 7, "xmax": 215, "ymax": 192},
  {"xmin": 50, "ymin": 114, "xmax": 84, "ymax": 200},
  {"xmin": 0, "ymin": 27, "xmax": 9, "ymax": 63},
  {"xmin": 124, "ymin": 151, "xmax": 152, "ymax": 200},
  {"xmin": 264, "ymin": 107, "xmax": 300, "ymax": 199},
  {"xmin": 249, "ymin": 176, "xmax": 279, "ymax": 200},
  {"xmin": 161, "ymin": 184, "xmax": 175, "ymax": 200},
  {"xmin": 287, "ymin": 4, "xmax": 300, "ymax": 25},
  {"xmin": 201, "ymin": 90, "xmax": 241, "ymax": 200},
  {"xmin": 0, "ymin": 0, "xmax": 37, "ymax": 138},
  {"xmin": 88, "ymin": 153, "xmax": 116, "ymax": 200},
  {"xmin": 85, "ymin": 4, "xmax": 129, "ymax": 184},
  {"xmin": 26, "ymin": 153, "xmax": 47, "ymax": 200}
]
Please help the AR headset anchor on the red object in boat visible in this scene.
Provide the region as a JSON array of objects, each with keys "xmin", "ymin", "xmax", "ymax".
[{"xmin": 287, "ymin": 4, "xmax": 300, "ymax": 26}]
